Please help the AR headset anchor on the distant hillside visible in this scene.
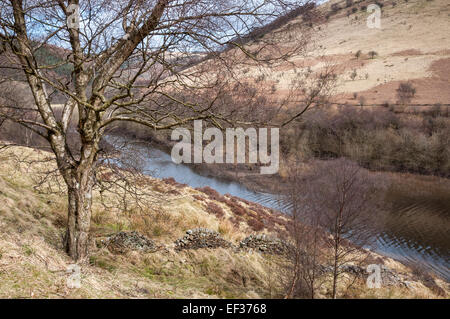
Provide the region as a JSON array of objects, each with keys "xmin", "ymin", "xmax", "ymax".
[{"xmin": 185, "ymin": 0, "xmax": 450, "ymax": 109}]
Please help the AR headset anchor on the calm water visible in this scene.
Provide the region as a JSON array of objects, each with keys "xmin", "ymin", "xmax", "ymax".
[{"xmin": 110, "ymin": 137, "xmax": 450, "ymax": 281}]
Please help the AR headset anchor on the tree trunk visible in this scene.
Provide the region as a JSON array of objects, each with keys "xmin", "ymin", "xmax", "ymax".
[
  {"xmin": 64, "ymin": 170, "xmax": 94, "ymax": 261},
  {"xmin": 332, "ymin": 259, "xmax": 338, "ymax": 299}
]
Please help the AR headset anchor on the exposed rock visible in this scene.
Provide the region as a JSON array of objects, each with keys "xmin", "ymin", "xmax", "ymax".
[
  {"xmin": 380, "ymin": 265, "xmax": 406, "ymax": 286},
  {"xmin": 174, "ymin": 228, "xmax": 233, "ymax": 250},
  {"xmin": 103, "ymin": 231, "xmax": 157, "ymax": 254},
  {"xmin": 239, "ymin": 234, "xmax": 295, "ymax": 256},
  {"xmin": 319, "ymin": 264, "xmax": 409, "ymax": 287}
]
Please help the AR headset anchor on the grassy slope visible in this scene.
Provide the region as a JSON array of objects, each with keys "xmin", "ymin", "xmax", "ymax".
[
  {"xmin": 209, "ymin": 0, "xmax": 450, "ymax": 107},
  {"xmin": 0, "ymin": 145, "xmax": 448, "ymax": 298},
  {"xmin": 0, "ymin": 146, "xmax": 280, "ymax": 298}
]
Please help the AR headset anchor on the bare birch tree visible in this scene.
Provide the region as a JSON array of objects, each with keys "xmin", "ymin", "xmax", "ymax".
[
  {"xmin": 305, "ymin": 159, "xmax": 382, "ymax": 298},
  {"xmin": 0, "ymin": 0, "xmax": 331, "ymax": 260},
  {"xmin": 283, "ymin": 160, "xmax": 325, "ymax": 299}
]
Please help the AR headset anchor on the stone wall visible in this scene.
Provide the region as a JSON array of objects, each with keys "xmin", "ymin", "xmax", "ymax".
[
  {"xmin": 174, "ymin": 228, "xmax": 234, "ymax": 250},
  {"xmin": 103, "ymin": 231, "xmax": 157, "ymax": 253},
  {"xmin": 239, "ymin": 234, "xmax": 295, "ymax": 256}
]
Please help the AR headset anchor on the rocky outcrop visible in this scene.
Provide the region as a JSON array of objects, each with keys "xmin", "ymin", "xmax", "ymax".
[
  {"xmin": 103, "ymin": 231, "xmax": 157, "ymax": 253},
  {"xmin": 319, "ymin": 264, "xmax": 411, "ymax": 287},
  {"xmin": 239, "ymin": 234, "xmax": 295, "ymax": 256},
  {"xmin": 174, "ymin": 228, "xmax": 234, "ymax": 250}
]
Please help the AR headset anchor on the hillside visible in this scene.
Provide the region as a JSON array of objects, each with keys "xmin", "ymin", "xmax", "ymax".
[
  {"xmin": 317, "ymin": 0, "xmax": 450, "ymax": 106},
  {"xmin": 196, "ymin": 0, "xmax": 450, "ymax": 109},
  {"xmin": 4, "ymin": 0, "xmax": 448, "ymax": 109},
  {"xmin": 0, "ymin": 145, "xmax": 448, "ymax": 298}
]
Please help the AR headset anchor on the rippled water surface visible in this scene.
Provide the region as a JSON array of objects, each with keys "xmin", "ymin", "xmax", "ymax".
[{"xmin": 376, "ymin": 195, "xmax": 450, "ymax": 280}]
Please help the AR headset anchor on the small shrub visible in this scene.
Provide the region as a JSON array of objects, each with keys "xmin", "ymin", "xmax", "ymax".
[
  {"xmin": 358, "ymin": 96, "xmax": 366, "ymax": 106},
  {"xmin": 229, "ymin": 216, "xmax": 243, "ymax": 228},
  {"xmin": 271, "ymin": 84, "xmax": 277, "ymax": 94},
  {"xmin": 255, "ymin": 74, "xmax": 266, "ymax": 83},
  {"xmin": 162, "ymin": 177, "xmax": 186, "ymax": 188},
  {"xmin": 167, "ymin": 189, "xmax": 181, "ymax": 196},
  {"xmin": 409, "ymin": 263, "xmax": 446, "ymax": 296},
  {"xmin": 331, "ymin": 3, "xmax": 341, "ymax": 13},
  {"xmin": 227, "ymin": 201, "xmax": 246, "ymax": 216},
  {"xmin": 368, "ymin": 51, "xmax": 378, "ymax": 59},
  {"xmin": 192, "ymin": 194, "xmax": 205, "ymax": 201},
  {"xmin": 396, "ymin": 81, "xmax": 416, "ymax": 105},
  {"xmin": 355, "ymin": 50, "xmax": 362, "ymax": 59},
  {"xmin": 247, "ymin": 218, "xmax": 264, "ymax": 231},
  {"xmin": 196, "ymin": 186, "xmax": 224, "ymax": 201},
  {"xmin": 429, "ymin": 104, "xmax": 442, "ymax": 118},
  {"xmin": 206, "ymin": 201, "xmax": 225, "ymax": 219}
]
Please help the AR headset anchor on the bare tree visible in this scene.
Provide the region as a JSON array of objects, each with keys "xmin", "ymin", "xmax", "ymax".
[
  {"xmin": 0, "ymin": 0, "xmax": 331, "ymax": 260},
  {"xmin": 396, "ymin": 81, "xmax": 416, "ymax": 106},
  {"xmin": 368, "ymin": 50, "xmax": 378, "ymax": 59},
  {"xmin": 302, "ymin": 159, "xmax": 382, "ymax": 299},
  {"xmin": 283, "ymin": 161, "xmax": 325, "ymax": 299}
]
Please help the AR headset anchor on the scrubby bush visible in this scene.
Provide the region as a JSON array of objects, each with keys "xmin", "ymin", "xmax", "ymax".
[
  {"xmin": 206, "ymin": 202, "xmax": 225, "ymax": 219},
  {"xmin": 358, "ymin": 96, "xmax": 366, "ymax": 106},
  {"xmin": 247, "ymin": 218, "xmax": 265, "ymax": 231},
  {"xmin": 163, "ymin": 177, "xmax": 186, "ymax": 188},
  {"xmin": 396, "ymin": 82, "xmax": 416, "ymax": 105},
  {"xmin": 368, "ymin": 51, "xmax": 378, "ymax": 59},
  {"xmin": 192, "ymin": 194, "xmax": 205, "ymax": 202},
  {"xmin": 331, "ymin": 3, "xmax": 341, "ymax": 13},
  {"xmin": 196, "ymin": 186, "xmax": 224, "ymax": 201}
]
